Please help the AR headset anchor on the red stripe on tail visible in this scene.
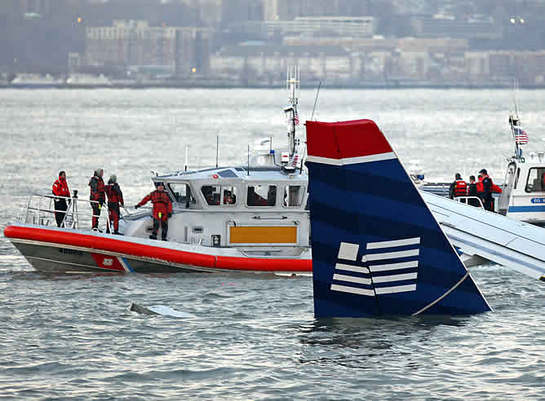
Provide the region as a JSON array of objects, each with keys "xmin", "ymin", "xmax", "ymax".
[{"xmin": 306, "ymin": 119, "xmax": 392, "ymax": 160}]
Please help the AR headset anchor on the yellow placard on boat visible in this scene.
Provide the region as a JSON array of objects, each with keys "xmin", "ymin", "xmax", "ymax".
[{"xmin": 229, "ymin": 226, "xmax": 297, "ymax": 244}]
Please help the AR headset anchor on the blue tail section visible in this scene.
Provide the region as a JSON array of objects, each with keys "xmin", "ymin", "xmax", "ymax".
[{"xmin": 305, "ymin": 119, "xmax": 491, "ymax": 318}]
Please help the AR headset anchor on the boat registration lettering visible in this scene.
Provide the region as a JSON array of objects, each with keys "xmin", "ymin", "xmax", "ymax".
[
  {"xmin": 103, "ymin": 258, "xmax": 113, "ymax": 266},
  {"xmin": 531, "ymin": 198, "xmax": 545, "ymax": 204}
]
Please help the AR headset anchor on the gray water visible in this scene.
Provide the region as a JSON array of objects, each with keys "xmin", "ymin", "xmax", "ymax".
[{"xmin": 1, "ymin": 89, "xmax": 545, "ymax": 400}]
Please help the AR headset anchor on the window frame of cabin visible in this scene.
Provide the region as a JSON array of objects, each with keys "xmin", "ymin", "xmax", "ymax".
[
  {"xmin": 524, "ymin": 167, "xmax": 545, "ymax": 193},
  {"xmin": 282, "ymin": 184, "xmax": 306, "ymax": 208},
  {"xmin": 246, "ymin": 183, "xmax": 278, "ymax": 207},
  {"xmin": 167, "ymin": 182, "xmax": 197, "ymax": 209},
  {"xmin": 200, "ymin": 184, "xmax": 238, "ymax": 207}
]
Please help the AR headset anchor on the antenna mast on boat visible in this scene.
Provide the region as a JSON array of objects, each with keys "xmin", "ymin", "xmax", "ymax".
[
  {"xmin": 509, "ymin": 79, "xmax": 524, "ymax": 160},
  {"xmin": 285, "ymin": 65, "xmax": 300, "ymax": 158}
]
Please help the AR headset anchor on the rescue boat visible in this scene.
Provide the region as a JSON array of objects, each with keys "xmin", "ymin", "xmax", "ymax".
[
  {"xmin": 497, "ymin": 114, "xmax": 545, "ymax": 226},
  {"xmin": 430, "ymin": 112, "xmax": 545, "ymax": 226},
  {"xmin": 4, "ymin": 68, "xmax": 312, "ymax": 274}
]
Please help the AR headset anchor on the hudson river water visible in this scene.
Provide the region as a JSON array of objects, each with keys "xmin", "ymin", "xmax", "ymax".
[{"xmin": 1, "ymin": 88, "xmax": 545, "ymax": 400}]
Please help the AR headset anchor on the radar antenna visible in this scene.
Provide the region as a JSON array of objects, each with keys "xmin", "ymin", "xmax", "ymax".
[{"xmin": 284, "ymin": 65, "xmax": 300, "ymax": 158}]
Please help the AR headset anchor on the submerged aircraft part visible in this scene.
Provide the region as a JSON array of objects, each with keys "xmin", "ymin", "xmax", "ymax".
[{"xmin": 305, "ymin": 119, "xmax": 492, "ymax": 318}]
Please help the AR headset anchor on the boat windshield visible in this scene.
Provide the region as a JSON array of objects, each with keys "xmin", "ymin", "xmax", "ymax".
[
  {"xmin": 168, "ymin": 183, "xmax": 196, "ymax": 208},
  {"xmin": 525, "ymin": 167, "xmax": 545, "ymax": 193}
]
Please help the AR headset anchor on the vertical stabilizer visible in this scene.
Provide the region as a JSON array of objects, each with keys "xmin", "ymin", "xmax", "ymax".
[{"xmin": 305, "ymin": 119, "xmax": 491, "ymax": 317}]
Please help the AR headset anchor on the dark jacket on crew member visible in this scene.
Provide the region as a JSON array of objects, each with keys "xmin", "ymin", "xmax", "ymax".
[
  {"xmin": 89, "ymin": 168, "xmax": 105, "ymax": 230},
  {"xmin": 105, "ymin": 175, "xmax": 124, "ymax": 234},
  {"xmin": 105, "ymin": 181, "xmax": 124, "ymax": 207},
  {"xmin": 479, "ymin": 169, "xmax": 494, "ymax": 211},
  {"xmin": 467, "ymin": 175, "xmax": 480, "ymax": 207},
  {"xmin": 89, "ymin": 171, "xmax": 105, "ymax": 204}
]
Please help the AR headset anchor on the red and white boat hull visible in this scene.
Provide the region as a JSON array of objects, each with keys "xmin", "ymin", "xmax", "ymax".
[{"xmin": 4, "ymin": 224, "xmax": 312, "ymax": 274}]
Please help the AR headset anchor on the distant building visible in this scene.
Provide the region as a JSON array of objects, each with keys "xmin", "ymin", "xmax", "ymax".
[
  {"xmin": 221, "ymin": 0, "xmax": 263, "ymax": 27},
  {"xmin": 410, "ymin": 14, "xmax": 502, "ymax": 40},
  {"xmin": 263, "ymin": 0, "xmax": 349, "ymax": 21},
  {"xmin": 85, "ymin": 20, "xmax": 211, "ymax": 76},
  {"xmin": 264, "ymin": 16, "xmax": 375, "ymax": 38},
  {"xmin": 210, "ymin": 43, "xmax": 351, "ymax": 84}
]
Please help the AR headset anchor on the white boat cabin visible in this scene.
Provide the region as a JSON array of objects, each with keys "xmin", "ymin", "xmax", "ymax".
[
  {"xmin": 121, "ymin": 166, "xmax": 310, "ymax": 256},
  {"xmin": 498, "ymin": 152, "xmax": 545, "ymax": 226}
]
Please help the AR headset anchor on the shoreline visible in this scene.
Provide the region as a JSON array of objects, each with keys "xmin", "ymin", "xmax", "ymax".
[{"xmin": 2, "ymin": 81, "xmax": 545, "ymax": 90}]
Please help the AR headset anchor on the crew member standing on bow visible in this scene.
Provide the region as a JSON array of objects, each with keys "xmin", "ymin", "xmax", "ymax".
[
  {"xmin": 105, "ymin": 174, "xmax": 124, "ymax": 234},
  {"xmin": 52, "ymin": 171, "xmax": 71, "ymax": 227},
  {"xmin": 449, "ymin": 173, "xmax": 468, "ymax": 200},
  {"xmin": 134, "ymin": 183, "xmax": 172, "ymax": 240},
  {"xmin": 89, "ymin": 168, "xmax": 106, "ymax": 230}
]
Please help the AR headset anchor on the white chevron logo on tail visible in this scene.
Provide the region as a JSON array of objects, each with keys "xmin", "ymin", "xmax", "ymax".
[{"xmin": 331, "ymin": 238, "xmax": 421, "ymax": 297}]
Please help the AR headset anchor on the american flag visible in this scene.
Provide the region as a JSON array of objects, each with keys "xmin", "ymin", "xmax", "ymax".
[{"xmin": 514, "ymin": 126, "xmax": 529, "ymax": 145}]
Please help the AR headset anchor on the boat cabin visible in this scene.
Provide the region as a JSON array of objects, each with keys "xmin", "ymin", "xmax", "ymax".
[
  {"xmin": 121, "ymin": 166, "xmax": 310, "ymax": 255},
  {"xmin": 498, "ymin": 152, "xmax": 545, "ymax": 226}
]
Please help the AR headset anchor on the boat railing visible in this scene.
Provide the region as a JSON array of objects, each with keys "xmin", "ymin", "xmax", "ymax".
[
  {"xmin": 454, "ymin": 196, "xmax": 484, "ymax": 208},
  {"xmin": 22, "ymin": 192, "xmax": 114, "ymax": 232}
]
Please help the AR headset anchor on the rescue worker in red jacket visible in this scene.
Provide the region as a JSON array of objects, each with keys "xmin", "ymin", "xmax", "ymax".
[
  {"xmin": 52, "ymin": 170, "xmax": 71, "ymax": 227},
  {"xmin": 89, "ymin": 168, "xmax": 106, "ymax": 230},
  {"xmin": 105, "ymin": 174, "xmax": 124, "ymax": 234},
  {"xmin": 134, "ymin": 183, "xmax": 173, "ymax": 240},
  {"xmin": 449, "ymin": 173, "xmax": 468, "ymax": 200}
]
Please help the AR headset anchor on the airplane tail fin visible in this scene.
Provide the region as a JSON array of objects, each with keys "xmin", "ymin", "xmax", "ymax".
[{"xmin": 305, "ymin": 119, "xmax": 491, "ymax": 317}]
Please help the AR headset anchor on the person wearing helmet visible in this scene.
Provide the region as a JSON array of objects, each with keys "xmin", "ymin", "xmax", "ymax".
[
  {"xmin": 52, "ymin": 170, "xmax": 71, "ymax": 227},
  {"xmin": 89, "ymin": 168, "xmax": 105, "ymax": 230},
  {"xmin": 134, "ymin": 183, "xmax": 173, "ymax": 240},
  {"xmin": 105, "ymin": 174, "xmax": 124, "ymax": 234}
]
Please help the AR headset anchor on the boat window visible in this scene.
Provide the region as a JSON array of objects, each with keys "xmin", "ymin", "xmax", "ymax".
[
  {"xmin": 201, "ymin": 185, "xmax": 221, "ymax": 205},
  {"xmin": 201, "ymin": 185, "xmax": 237, "ymax": 206},
  {"xmin": 283, "ymin": 185, "xmax": 304, "ymax": 207},
  {"xmin": 168, "ymin": 183, "xmax": 196, "ymax": 208},
  {"xmin": 221, "ymin": 186, "xmax": 237, "ymax": 205},
  {"xmin": 247, "ymin": 184, "xmax": 276, "ymax": 207},
  {"xmin": 525, "ymin": 168, "xmax": 545, "ymax": 193}
]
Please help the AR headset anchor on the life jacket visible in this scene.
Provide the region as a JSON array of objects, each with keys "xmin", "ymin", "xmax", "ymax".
[
  {"xmin": 476, "ymin": 181, "xmax": 484, "ymax": 193},
  {"xmin": 150, "ymin": 190, "xmax": 170, "ymax": 206},
  {"xmin": 105, "ymin": 183, "xmax": 124, "ymax": 205},
  {"xmin": 52, "ymin": 177, "xmax": 70, "ymax": 198},
  {"xmin": 89, "ymin": 175, "xmax": 105, "ymax": 202},
  {"xmin": 453, "ymin": 179, "xmax": 467, "ymax": 197}
]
